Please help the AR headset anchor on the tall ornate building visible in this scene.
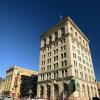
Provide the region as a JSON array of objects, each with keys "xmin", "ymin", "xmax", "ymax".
[
  {"xmin": 37, "ymin": 17, "xmax": 99, "ymax": 100},
  {"xmin": 3, "ymin": 65, "xmax": 38, "ymax": 98}
]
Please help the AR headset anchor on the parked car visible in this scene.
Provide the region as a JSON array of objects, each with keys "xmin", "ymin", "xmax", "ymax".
[
  {"xmin": 3, "ymin": 96, "xmax": 14, "ymax": 100},
  {"xmin": 0, "ymin": 96, "xmax": 3, "ymax": 100}
]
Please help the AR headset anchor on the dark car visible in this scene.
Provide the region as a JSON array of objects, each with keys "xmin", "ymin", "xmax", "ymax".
[{"xmin": 93, "ymin": 97, "xmax": 100, "ymax": 100}]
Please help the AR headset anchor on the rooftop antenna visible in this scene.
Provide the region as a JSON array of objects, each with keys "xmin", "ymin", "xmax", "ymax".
[{"xmin": 59, "ymin": 13, "xmax": 63, "ymax": 21}]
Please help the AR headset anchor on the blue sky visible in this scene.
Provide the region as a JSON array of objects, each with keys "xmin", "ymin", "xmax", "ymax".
[{"xmin": 0, "ymin": 0, "xmax": 100, "ymax": 80}]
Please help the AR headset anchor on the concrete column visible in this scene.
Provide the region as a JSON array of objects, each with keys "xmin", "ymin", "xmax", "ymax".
[
  {"xmin": 51, "ymin": 72, "xmax": 54, "ymax": 79},
  {"xmin": 64, "ymin": 70, "xmax": 65, "ymax": 77},
  {"xmin": 59, "ymin": 82, "xmax": 63, "ymax": 97},
  {"xmin": 46, "ymin": 37, "xmax": 49, "ymax": 45},
  {"xmin": 52, "ymin": 34, "xmax": 55, "ymax": 41},
  {"xmin": 59, "ymin": 71, "xmax": 61, "ymax": 78},
  {"xmin": 37, "ymin": 84, "xmax": 40, "ymax": 98},
  {"xmin": 51, "ymin": 83, "xmax": 54, "ymax": 100},
  {"xmin": 89, "ymin": 86, "xmax": 92, "ymax": 99},
  {"xmin": 65, "ymin": 24, "xmax": 68, "ymax": 34},
  {"xmin": 85, "ymin": 85, "xmax": 88, "ymax": 98},
  {"xmin": 58, "ymin": 29, "xmax": 61, "ymax": 38},
  {"xmin": 44, "ymin": 84, "xmax": 47, "ymax": 100}
]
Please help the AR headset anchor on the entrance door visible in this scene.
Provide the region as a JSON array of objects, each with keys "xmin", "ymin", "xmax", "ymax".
[{"xmin": 54, "ymin": 84, "xmax": 59, "ymax": 100}]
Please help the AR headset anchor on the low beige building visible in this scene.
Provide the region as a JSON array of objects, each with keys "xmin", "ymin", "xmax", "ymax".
[
  {"xmin": 0, "ymin": 79, "xmax": 5, "ymax": 95},
  {"xmin": 37, "ymin": 17, "xmax": 99, "ymax": 100},
  {"xmin": 3, "ymin": 65, "xmax": 38, "ymax": 98}
]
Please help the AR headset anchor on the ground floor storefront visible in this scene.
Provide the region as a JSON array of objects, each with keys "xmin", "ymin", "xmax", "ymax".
[{"xmin": 37, "ymin": 79, "xmax": 99, "ymax": 100}]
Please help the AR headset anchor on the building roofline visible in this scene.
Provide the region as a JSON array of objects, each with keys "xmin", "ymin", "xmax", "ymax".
[
  {"xmin": 6, "ymin": 65, "xmax": 38, "ymax": 74},
  {"xmin": 40, "ymin": 16, "xmax": 90, "ymax": 42},
  {"xmin": 40, "ymin": 16, "xmax": 67, "ymax": 39},
  {"xmin": 67, "ymin": 17, "xmax": 90, "ymax": 42}
]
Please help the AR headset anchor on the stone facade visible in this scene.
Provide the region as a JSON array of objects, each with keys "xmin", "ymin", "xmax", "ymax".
[
  {"xmin": 37, "ymin": 17, "xmax": 99, "ymax": 100},
  {"xmin": 97, "ymin": 82, "xmax": 100, "ymax": 98},
  {"xmin": 0, "ymin": 79, "xmax": 5, "ymax": 95}
]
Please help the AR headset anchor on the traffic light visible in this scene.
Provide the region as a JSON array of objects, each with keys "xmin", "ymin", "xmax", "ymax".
[{"xmin": 71, "ymin": 79, "xmax": 76, "ymax": 92}]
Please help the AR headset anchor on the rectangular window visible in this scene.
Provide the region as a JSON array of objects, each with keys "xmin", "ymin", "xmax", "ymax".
[
  {"xmin": 49, "ymin": 73, "xmax": 51, "ymax": 79},
  {"xmin": 56, "ymin": 56, "xmax": 58, "ymax": 60},
  {"xmin": 54, "ymin": 50, "xmax": 55, "ymax": 54},
  {"xmin": 44, "ymin": 38, "xmax": 46, "ymax": 46},
  {"xmin": 64, "ymin": 52, "xmax": 66, "ymax": 58},
  {"xmin": 50, "ymin": 58, "xmax": 51, "ymax": 63},
  {"xmin": 54, "ymin": 64, "xmax": 55, "ymax": 69},
  {"xmin": 65, "ymin": 70, "xmax": 67, "ymax": 76},
  {"xmin": 61, "ymin": 54, "xmax": 63, "ymax": 58},
  {"xmin": 61, "ymin": 61, "xmax": 64, "ymax": 66},
  {"xmin": 50, "ymin": 52, "xmax": 51, "ymax": 56},
  {"xmin": 64, "ymin": 45, "xmax": 66, "ymax": 50},
  {"xmin": 64, "ymin": 60, "xmax": 67, "ymax": 65},
  {"xmin": 74, "ymin": 60, "xmax": 77, "ymax": 67},
  {"xmin": 56, "ymin": 71, "xmax": 59, "ymax": 78},
  {"xmin": 54, "ymin": 57, "xmax": 55, "ymax": 61},
  {"xmin": 61, "ymin": 27, "xmax": 65, "ymax": 36},
  {"xmin": 55, "ymin": 31, "xmax": 58, "ymax": 40},
  {"xmin": 56, "ymin": 63, "xmax": 58, "ymax": 68},
  {"xmin": 49, "ymin": 35, "xmax": 52, "ymax": 43},
  {"xmin": 47, "ymin": 59, "xmax": 49, "ymax": 63},
  {"xmin": 61, "ymin": 47, "xmax": 63, "ymax": 51}
]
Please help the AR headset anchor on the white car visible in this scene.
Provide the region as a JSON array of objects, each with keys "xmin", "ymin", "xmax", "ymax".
[
  {"xmin": 4, "ymin": 96, "xmax": 14, "ymax": 100},
  {"xmin": 0, "ymin": 96, "xmax": 4, "ymax": 100}
]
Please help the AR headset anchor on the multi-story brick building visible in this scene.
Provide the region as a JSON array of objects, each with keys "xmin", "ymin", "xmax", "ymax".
[
  {"xmin": 3, "ymin": 65, "xmax": 38, "ymax": 98},
  {"xmin": 37, "ymin": 17, "xmax": 99, "ymax": 100}
]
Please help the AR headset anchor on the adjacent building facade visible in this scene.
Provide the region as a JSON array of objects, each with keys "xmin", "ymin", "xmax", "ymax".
[
  {"xmin": 97, "ymin": 82, "xmax": 100, "ymax": 98},
  {"xmin": 20, "ymin": 74, "xmax": 38, "ymax": 98},
  {"xmin": 37, "ymin": 17, "xmax": 99, "ymax": 100},
  {"xmin": 3, "ymin": 65, "xmax": 38, "ymax": 98},
  {"xmin": 0, "ymin": 79, "xmax": 5, "ymax": 95}
]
